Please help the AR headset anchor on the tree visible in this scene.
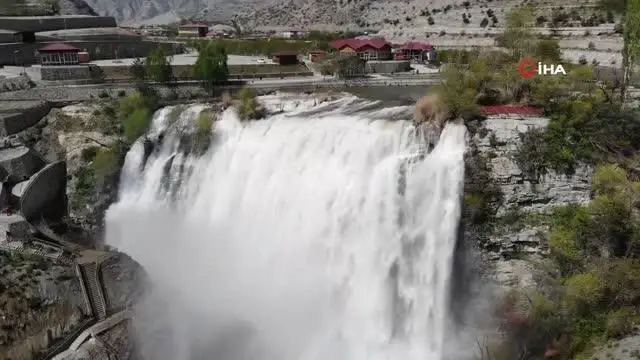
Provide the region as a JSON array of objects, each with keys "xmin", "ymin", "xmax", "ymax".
[
  {"xmin": 194, "ymin": 42, "xmax": 229, "ymax": 95},
  {"xmin": 146, "ymin": 47, "xmax": 174, "ymax": 86},
  {"xmin": 622, "ymin": 0, "xmax": 640, "ymax": 102},
  {"xmin": 501, "ymin": 5, "xmax": 536, "ymax": 60},
  {"xmin": 44, "ymin": 0, "xmax": 59, "ymax": 14}
]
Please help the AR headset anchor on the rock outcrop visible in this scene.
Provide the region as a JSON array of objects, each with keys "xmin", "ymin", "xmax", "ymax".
[{"xmin": 468, "ymin": 115, "xmax": 592, "ymax": 288}]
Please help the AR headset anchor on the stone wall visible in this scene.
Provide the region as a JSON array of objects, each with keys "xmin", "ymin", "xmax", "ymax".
[{"xmin": 41, "ymin": 65, "xmax": 93, "ymax": 81}]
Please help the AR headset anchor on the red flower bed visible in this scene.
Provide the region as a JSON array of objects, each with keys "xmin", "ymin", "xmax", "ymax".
[{"xmin": 480, "ymin": 105, "xmax": 545, "ymax": 116}]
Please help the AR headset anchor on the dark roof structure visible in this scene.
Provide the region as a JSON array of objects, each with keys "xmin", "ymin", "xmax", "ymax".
[
  {"xmin": 272, "ymin": 51, "xmax": 298, "ymax": 56},
  {"xmin": 38, "ymin": 43, "xmax": 80, "ymax": 52},
  {"xmin": 330, "ymin": 37, "xmax": 391, "ymax": 51},
  {"xmin": 398, "ymin": 41, "xmax": 434, "ymax": 51},
  {"xmin": 180, "ymin": 22, "xmax": 209, "ymax": 28}
]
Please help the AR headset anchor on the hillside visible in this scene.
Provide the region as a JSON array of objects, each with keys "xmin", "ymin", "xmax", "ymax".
[
  {"xmin": 76, "ymin": 0, "xmax": 620, "ymax": 30},
  {"xmin": 0, "ymin": 0, "xmax": 98, "ymax": 16}
]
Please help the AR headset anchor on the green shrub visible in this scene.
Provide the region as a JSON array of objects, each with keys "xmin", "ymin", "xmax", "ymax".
[
  {"xmin": 70, "ymin": 166, "xmax": 96, "ymax": 210},
  {"xmin": 91, "ymin": 146, "xmax": 120, "ymax": 185},
  {"xmin": 81, "ymin": 146, "xmax": 99, "ymax": 162},
  {"xmin": 549, "ymin": 227, "xmax": 582, "ymax": 272},
  {"xmin": 564, "ymin": 273, "xmax": 604, "ymax": 312},
  {"xmin": 592, "ymin": 164, "xmax": 630, "ymax": 197},
  {"xmin": 605, "ymin": 307, "xmax": 636, "ymax": 339},
  {"xmin": 236, "ymin": 88, "xmax": 265, "ymax": 120},
  {"xmin": 185, "ymin": 110, "xmax": 215, "ymax": 155},
  {"xmin": 118, "ymin": 91, "xmax": 155, "ymax": 142},
  {"xmin": 98, "ymin": 90, "xmax": 110, "ymax": 98},
  {"xmin": 123, "ymin": 108, "xmax": 152, "ymax": 143},
  {"xmin": 118, "ymin": 91, "xmax": 148, "ymax": 120}
]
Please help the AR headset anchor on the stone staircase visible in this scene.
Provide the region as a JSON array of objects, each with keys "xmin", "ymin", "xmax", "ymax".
[{"xmin": 80, "ymin": 262, "xmax": 107, "ymax": 320}]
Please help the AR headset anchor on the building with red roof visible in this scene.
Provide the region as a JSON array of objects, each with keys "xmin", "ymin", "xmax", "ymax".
[
  {"xmin": 272, "ymin": 51, "xmax": 299, "ymax": 65},
  {"xmin": 330, "ymin": 37, "xmax": 392, "ymax": 61},
  {"xmin": 38, "ymin": 43, "xmax": 81, "ymax": 65},
  {"xmin": 178, "ymin": 22, "xmax": 209, "ymax": 37},
  {"xmin": 393, "ymin": 41, "xmax": 436, "ymax": 62}
]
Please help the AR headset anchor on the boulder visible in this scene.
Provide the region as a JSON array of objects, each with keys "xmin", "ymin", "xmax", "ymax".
[
  {"xmin": 0, "ymin": 101, "xmax": 50, "ymax": 136},
  {"xmin": 0, "ymin": 146, "xmax": 45, "ymax": 183}
]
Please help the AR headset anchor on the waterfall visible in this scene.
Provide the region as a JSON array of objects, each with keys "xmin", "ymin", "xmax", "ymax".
[{"xmin": 105, "ymin": 93, "xmax": 467, "ymax": 360}]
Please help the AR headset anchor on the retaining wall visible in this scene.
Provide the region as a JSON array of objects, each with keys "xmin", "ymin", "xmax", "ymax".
[
  {"xmin": 0, "ymin": 41, "xmax": 186, "ymax": 66},
  {"xmin": 41, "ymin": 65, "xmax": 93, "ymax": 81},
  {"xmin": 366, "ymin": 60, "xmax": 411, "ymax": 74}
]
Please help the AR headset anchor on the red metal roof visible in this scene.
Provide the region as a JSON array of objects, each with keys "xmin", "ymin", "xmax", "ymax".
[
  {"xmin": 38, "ymin": 43, "xmax": 80, "ymax": 52},
  {"xmin": 480, "ymin": 105, "xmax": 544, "ymax": 116},
  {"xmin": 330, "ymin": 37, "xmax": 391, "ymax": 51},
  {"xmin": 399, "ymin": 41, "xmax": 434, "ymax": 51}
]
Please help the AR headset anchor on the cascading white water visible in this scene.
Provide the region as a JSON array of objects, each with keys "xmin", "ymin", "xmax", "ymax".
[{"xmin": 105, "ymin": 93, "xmax": 467, "ymax": 360}]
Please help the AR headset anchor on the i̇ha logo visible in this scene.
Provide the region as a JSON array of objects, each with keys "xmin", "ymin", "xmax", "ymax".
[{"xmin": 517, "ymin": 57, "xmax": 567, "ymax": 78}]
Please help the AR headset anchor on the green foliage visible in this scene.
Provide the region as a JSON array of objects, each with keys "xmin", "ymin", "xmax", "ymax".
[
  {"xmin": 91, "ymin": 146, "xmax": 120, "ymax": 186},
  {"xmin": 117, "ymin": 90, "xmax": 155, "ymax": 143},
  {"xmin": 500, "ymin": 5, "xmax": 537, "ymax": 60},
  {"xmin": 70, "ymin": 166, "xmax": 96, "ymax": 211},
  {"xmin": 534, "ymin": 39, "xmax": 562, "ymax": 63},
  {"xmin": 513, "ymin": 102, "xmax": 640, "ymax": 179},
  {"xmin": 194, "ymin": 42, "xmax": 229, "ymax": 95},
  {"xmin": 318, "ymin": 61, "xmax": 335, "ymax": 76},
  {"xmin": 236, "ymin": 88, "xmax": 265, "ymax": 120},
  {"xmin": 605, "ymin": 307, "xmax": 636, "ymax": 339},
  {"xmin": 431, "ymin": 64, "xmax": 481, "ymax": 119},
  {"xmin": 123, "ymin": 108, "xmax": 151, "ymax": 143},
  {"xmin": 146, "ymin": 47, "xmax": 174, "ymax": 86},
  {"xmin": 493, "ymin": 162, "xmax": 640, "ymax": 357},
  {"xmin": 564, "ymin": 273, "xmax": 604, "ymax": 311},
  {"xmin": 463, "ymin": 149, "xmax": 503, "ymax": 225},
  {"xmin": 333, "ymin": 55, "xmax": 366, "ymax": 79},
  {"xmin": 192, "ymin": 110, "xmax": 214, "ymax": 154}
]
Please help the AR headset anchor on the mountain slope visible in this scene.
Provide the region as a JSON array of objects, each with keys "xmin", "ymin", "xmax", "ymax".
[{"xmin": 83, "ymin": 0, "xmax": 611, "ymax": 30}]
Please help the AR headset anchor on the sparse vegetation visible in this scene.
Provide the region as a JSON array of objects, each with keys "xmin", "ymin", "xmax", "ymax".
[
  {"xmin": 235, "ymin": 88, "xmax": 265, "ymax": 120},
  {"xmin": 435, "ymin": 7, "xmax": 640, "ymax": 358},
  {"xmin": 192, "ymin": 110, "xmax": 215, "ymax": 154},
  {"xmin": 91, "ymin": 146, "xmax": 120, "ymax": 186}
]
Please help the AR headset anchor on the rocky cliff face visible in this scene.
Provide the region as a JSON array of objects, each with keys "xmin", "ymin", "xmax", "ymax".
[{"xmin": 465, "ymin": 115, "xmax": 592, "ymax": 289}]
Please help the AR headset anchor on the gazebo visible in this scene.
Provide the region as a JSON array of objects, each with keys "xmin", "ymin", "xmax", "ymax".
[{"xmin": 38, "ymin": 43, "xmax": 81, "ymax": 65}]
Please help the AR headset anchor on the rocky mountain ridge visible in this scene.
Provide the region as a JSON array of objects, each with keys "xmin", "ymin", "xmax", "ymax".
[{"xmin": 80, "ymin": 0, "xmax": 604, "ymax": 29}]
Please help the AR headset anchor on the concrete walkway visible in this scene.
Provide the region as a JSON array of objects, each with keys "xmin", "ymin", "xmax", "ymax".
[{"xmin": 51, "ymin": 310, "xmax": 133, "ymax": 360}]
